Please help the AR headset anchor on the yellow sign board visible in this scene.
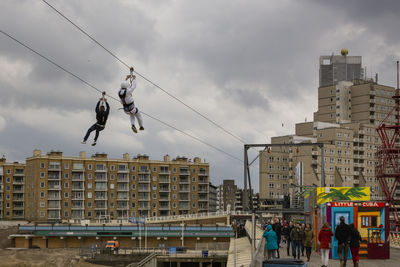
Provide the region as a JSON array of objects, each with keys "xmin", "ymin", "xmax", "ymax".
[{"xmin": 316, "ymin": 187, "xmax": 370, "ymax": 204}]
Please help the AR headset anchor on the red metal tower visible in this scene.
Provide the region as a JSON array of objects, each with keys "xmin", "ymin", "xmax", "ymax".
[{"xmin": 376, "ymin": 61, "xmax": 400, "ymax": 230}]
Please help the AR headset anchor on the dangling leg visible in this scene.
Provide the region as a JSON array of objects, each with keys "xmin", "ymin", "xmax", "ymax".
[
  {"xmin": 129, "ymin": 112, "xmax": 137, "ymax": 133},
  {"xmin": 82, "ymin": 123, "xmax": 96, "ymax": 144},
  {"xmin": 92, "ymin": 126, "xmax": 104, "ymax": 146},
  {"xmin": 135, "ymin": 108, "xmax": 144, "ymax": 130}
]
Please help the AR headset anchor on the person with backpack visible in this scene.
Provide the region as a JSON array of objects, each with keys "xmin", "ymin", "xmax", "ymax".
[
  {"xmin": 263, "ymin": 224, "xmax": 279, "ymax": 259},
  {"xmin": 118, "ymin": 67, "xmax": 144, "ymax": 133},
  {"xmin": 335, "ymin": 216, "xmax": 351, "ymax": 267},
  {"xmin": 318, "ymin": 222, "xmax": 333, "ymax": 267},
  {"xmin": 349, "ymin": 223, "xmax": 362, "ymax": 267}
]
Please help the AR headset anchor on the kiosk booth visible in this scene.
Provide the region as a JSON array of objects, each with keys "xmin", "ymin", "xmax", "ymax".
[{"xmin": 317, "ymin": 201, "xmax": 390, "ymax": 259}]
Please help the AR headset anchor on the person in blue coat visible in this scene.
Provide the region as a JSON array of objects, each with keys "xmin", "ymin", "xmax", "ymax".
[{"xmin": 263, "ymin": 224, "xmax": 278, "ymax": 259}]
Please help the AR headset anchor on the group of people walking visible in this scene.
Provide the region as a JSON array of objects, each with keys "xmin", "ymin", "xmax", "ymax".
[{"xmin": 263, "ymin": 216, "xmax": 362, "ymax": 267}]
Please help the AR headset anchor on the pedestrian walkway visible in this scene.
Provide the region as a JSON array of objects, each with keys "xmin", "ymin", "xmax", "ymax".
[{"xmin": 275, "ymin": 244, "xmax": 400, "ymax": 267}]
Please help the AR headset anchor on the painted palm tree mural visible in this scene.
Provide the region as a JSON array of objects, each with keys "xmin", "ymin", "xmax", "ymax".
[{"xmin": 317, "ymin": 187, "xmax": 370, "ymax": 204}]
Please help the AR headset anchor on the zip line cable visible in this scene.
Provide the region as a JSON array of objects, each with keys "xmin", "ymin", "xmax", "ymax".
[
  {"xmin": 41, "ymin": 0, "xmax": 251, "ymax": 146},
  {"xmin": 0, "ymin": 29, "xmax": 244, "ymax": 163}
]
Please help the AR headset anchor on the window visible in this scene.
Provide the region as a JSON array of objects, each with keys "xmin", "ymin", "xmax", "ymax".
[
  {"xmin": 110, "ymin": 202, "xmax": 114, "ymax": 208},
  {"xmin": 64, "ymin": 163, "xmax": 69, "ymax": 169},
  {"xmin": 173, "ymin": 168, "xmax": 177, "ymax": 173},
  {"xmin": 40, "ymin": 162, "xmax": 45, "ymax": 168},
  {"xmin": 64, "ymin": 192, "xmax": 69, "ymax": 198},
  {"xmin": 361, "ymin": 216, "xmax": 377, "ymax": 228},
  {"xmin": 192, "ymin": 203, "xmax": 196, "ymax": 208},
  {"xmin": 192, "ymin": 168, "xmax": 196, "ymax": 173},
  {"xmin": 40, "ymin": 202, "xmax": 45, "ymax": 207},
  {"xmin": 153, "ymin": 167, "xmax": 157, "ymax": 172},
  {"xmin": 132, "ymin": 184, "xmax": 136, "ymax": 190},
  {"xmin": 192, "ymin": 177, "xmax": 196, "ymax": 182},
  {"xmin": 64, "ymin": 182, "xmax": 69, "ymax": 188},
  {"xmin": 64, "ymin": 202, "xmax": 68, "ymax": 207},
  {"xmin": 132, "ymin": 202, "xmax": 136, "ymax": 208},
  {"xmin": 132, "ymin": 175, "xmax": 136, "ymax": 181},
  {"xmin": 152, "ymin": 202, "xmax": 156, "ymax": 208},
  {"xmin": 132, "ymin": 166, "xmax": 136, "ymax": 171},
  {"xmin": 7, "ymin": 169, "xmax": 10, "ymax": 174},
  {"xmin": 132, "ymin": 193, "xmax": 136, "ymax": 198},
  {"xmin": 192, "ymin": 194, "xmax": 196, "ymax": 199},
  {"xmin": 88, "ymin": 173, "xmax": 92, "ymax": 179},
  {"xmin": 192, "ymin": 185, "xmax": 196, "ymax": 191},
  {"xmin": 110, "ymin": 183, "xmax": 114, "ymax": 189},
  {"xmin": 173, "ymin": 176, "xmax": 177, "ymax": 182},
  {"xmin": 40, "ymin": 211, "xmax": 45, "ymax": 217},
  {"xmin": 88, "ymin": 202, "xmax": 92, "ymax": 208},
  {"xmin": 153, "ymin": 193, "xmax": 157, "ymax": 199},
  {"xmin": 40, "ymin": 172, "xmax": 45, "ymax": 178},
  {"xmin": 173, "ymin": 194, "xmax": 177, "ymax": 200},
  {"xmin": 152, "ymin": 185, "xmax": 157, "ymax": 190},
  {"xmin": 173, "ymin": 185, "xmax": 177, "ymax": 190},
  {"xmin": 269, "ymin": 183, "xmax": 274, "ymax": 188},
  {"xmin": 173, "ymin": 202, "xmax": 177, "ymax": 208},
  {"xmin": 6, "ymin": 203, "xmax": 10, "ymax": 208},
  {"xmin": 88, "ymin": 192, "xmax": 92, "ymax": 198},
  {"xmin": 40, "ymin": 182, "xmax": 45, "ymax": 188},
  {"xmin": 40, "ymin": 192, "xmax": 45, "ymax": 198},
  {"xmin": 64, "ymin": 173, "xmax": 69, "ymax": 179},
  {"xmin": 88, "ymin": 164, "xmax": 92, "ymax": 170},
  {"xmin": 110, "ymin": 165, "xmax": 115, "ymax": 171},
  {"xmin": 88, "ymin": 183, "xmax": 92, "ymax": 189}
]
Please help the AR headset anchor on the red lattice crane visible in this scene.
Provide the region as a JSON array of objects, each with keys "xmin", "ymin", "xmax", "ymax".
[{"xmin": 376, "ymin": 61, "xmax": 400, "ymax": 230}]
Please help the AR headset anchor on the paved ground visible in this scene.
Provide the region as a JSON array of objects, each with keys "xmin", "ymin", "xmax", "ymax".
[{"xmin": 274, "ymin": 246, "xmax": 400, "ymax": 267}]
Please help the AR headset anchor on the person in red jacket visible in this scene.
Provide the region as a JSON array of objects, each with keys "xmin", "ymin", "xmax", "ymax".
[{"xmin": 318, "ymin": 222, "xmax": 333, "ymax": 267}]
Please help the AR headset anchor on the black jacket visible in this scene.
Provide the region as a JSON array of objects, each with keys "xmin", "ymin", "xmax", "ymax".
[
  {"xmin": 96, "ymin": 101, "xmax": 110, "ymax": 126},
  {"xmin": 335, "ymin": 222, "xmax": 351, "ymax": 244},
  {"xmin": 349, "ymin": 228, "xmax": 362, "ymax": 247},
  {"xmin": 284, "ymin": 225, "xmax": 294, "ymax": 240},
  {"xmin": 272, "ymin": 222, "xmax": 282, "ymax": 241}
]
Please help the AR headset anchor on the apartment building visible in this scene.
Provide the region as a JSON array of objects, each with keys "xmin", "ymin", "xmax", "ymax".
[
  {"xmin": 216, "ymin": 180, "xmax": 238, "ymax": 212},
  {"xmin": 314, "ymin": 79, "xmax": 395, "ymax": 126},
  {"xmin": 24, "ymin": 150, "xmax": 209, "ymax": 222},
  {"xmin": 208, "ymin": 183, "xmax": 217, "ymax": 212},
  {"xmin": 0, "ymin": 156, "xmax": 25, "ymax": 219}
]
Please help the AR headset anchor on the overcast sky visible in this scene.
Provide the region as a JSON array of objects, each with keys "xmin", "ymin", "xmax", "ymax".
[{"xmin": 1, "ymin": 0, "xmax": 400, "ymax": 191}]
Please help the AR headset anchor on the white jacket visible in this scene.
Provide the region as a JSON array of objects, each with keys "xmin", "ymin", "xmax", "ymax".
[{"xmin": 119, "ymin": 79, "xmax": 136, "ymax": 106}]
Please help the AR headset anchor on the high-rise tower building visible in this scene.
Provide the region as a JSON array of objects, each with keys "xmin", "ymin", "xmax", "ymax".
[{"xmin": 319, "ymin": 49, "xmax": 363, "ymax": 87}]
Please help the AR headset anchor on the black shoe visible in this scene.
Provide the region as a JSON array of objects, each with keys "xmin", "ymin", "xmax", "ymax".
[
  {"xmin": 131, "ymin": 125, "xmax": 138, "ymax": 133},
  {"xmin": 139, "ymin": 126, "xmax": 144, "ymax": 131},
  {"xmin": 91, "ymin": 141, "xmax": 96, "ymax": 146}
]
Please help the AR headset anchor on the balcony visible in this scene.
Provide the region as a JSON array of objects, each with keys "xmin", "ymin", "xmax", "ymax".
[
  {"xmin": 94, "ymin": 206, "xmax": 107, "ymax": 210},
  {"xmin": 199, "ymin": 206, "xmax": 208, "ymax": 210},
  {"xmin": 353, "ymin": 146, "xmax": 359, "ymax": 150},
  {"xmin": 72, "ymin": 186, "xmax": 85, "ymax": 191},
  {"xmin": 95, "ymin": 166, "xmax": 107, "ymax": 172},
  {"xmin": 180, "ymin": 178, "xmax": 190, "ymax": 184},
  {"xmin": 48, "ymin": 185, "xmax": 61, "ymax": 190},
  {"xmin": 138, "ymin": 195, "xmax": 150, "ymax": 201},
  {"xmin": 117, "ymin": 205, "xmax": 129, "ymax": 210},
  {"xmin": 159, "ymin": 205, "xmax": 170, "ymax": 210},
  {"xmin": 179, "ymin": 186, "xmax": 189, "ymax": 192},
  {"xmin": 138, "ymin": 205, "xmax": 150, "ymax": 210},
  {"xmin": 198, "ymin": 178, "xmax": 208, "ymax": 184},
  {"xmin": 138, "ymin": 186, "xmax": 150, "ymax": 192},
  {"xmin": 159, "ymin": 195, "xmax": 170, "ymax": 201},
  {"xmin": 138, "ymin": 176, "xmax": 150, "ymax": 183},
  {"xmin": 159, "ymin": 186, "xmax": 170, "ymax": 192},
  {"xmin": 13, "ymin": 186, "xmax": 24, "ymax": 193},
  {"xmin": 13, "ymin": 178, "xmax": 24, "ymax": 184},
  {"xmin": 117, "ymin": 186, "xmax": 129, "ymax": 191},
  {"xmin": 199, "ymin": 197, "xmax": 208, "ymax": 202},
  {"xmin": 159, "ymin": 170, "xmax": 170, "ymax": 175},
  {"xmin": 48, "ymin": 195, "xmax": 61, "ymax": 200},
  {"xmin": 13, "ymin": 197, "xmax": 24, "ymax": 202},
  {"xmin": 72, "ymin": 195, "xmax": 85, "ymax": 200},
  {"xmin": 138, "ymin": 168, "xmax": 150, "ymax": 174},
  {"xmin": 179, "ymin": 170, "xmax": 189, "ymax": 175},
  {"xmin": 117, "ymin": 165, "xmax": 129, "ymax": 173},
  {"xmin": 13, "ymin": 205, "xmax": 24, "ymax": 210},
  {"xmin": 117, "ymin": 174, "xmax": 129, "ymax": 182},
  {"xmin": 48, "ymin": 174, "xmax": 61, "ymax": 180},
  {"xmin": 198, "ymin": 188, "xmax": 208, "ymax": 193},
  {"xmin": 94, "ymin": 196, "xmax": 107, "ymax": 200},
  {"xmin": 179, "ymin": 204, "xmax": 189, "ymax": 210},
  {"xmin": 48, "ymin": 165, "xmax": 61, "ymax": 171},
  {"xmin": 159, "ymin": 177, "xmax": 170, "ymax": 183},
  {"xmin": 71, "ymin": 205, "xmax": 84, "ymax": 210},
  {"xmin": 312, "ymin": 159, "xmax": 318, "ymax": 165},
  {"xmin": 47, "ymin": 204, "xmax": 61, "ymax": 209},
  {"xmin": 117, "ymin": 195, "xmax": 129, "ymax": 200},
  {"xmin": 354, "ymin": 171, "xmax": 360, "ymax": 176},
  {"xmin": 198, "ymin": 171, "xmax": 208, "ymax": 176},
  {"xmin": 72, "ymin": 173, "xmax": 84, "ymax": 181}
]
